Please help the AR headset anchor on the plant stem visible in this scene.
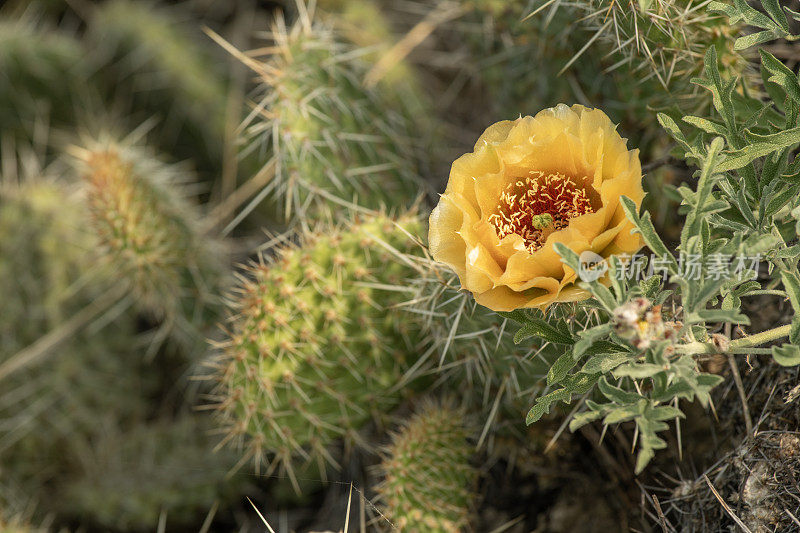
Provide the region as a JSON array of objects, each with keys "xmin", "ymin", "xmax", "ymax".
[{"xmin": 677, "ymin": 324, "xmax": 791, "ymax": 355}]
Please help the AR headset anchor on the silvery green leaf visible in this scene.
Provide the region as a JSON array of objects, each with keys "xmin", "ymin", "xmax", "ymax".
[
  {"xmin": 733, "ymin": 0, "xmax": 782, "ymax": 29},
  {"xmin": 612, "ymin": 363, "xmax": 665, "ymax": 379},
  {"xmin": 790, "ymin": 317, "xmax": 800, "ymax": 345},
  {"xmin": 719, "ymin": 127, "xmax": 800, "ymax": 172},
  {"xmin": 649, "ymin": 405, "xmax": 686, "ymax": 421},
  {"xmin": 513, "ymin": 318, "xmax": 574, "ymax": 345},
  {"xmin": 547, "ymin": 351, "xmax": 577, "ymax": 386},
  {"xmin": 598, "ymin": 377, "xmax": 643, "ymax": 404},
  {"xmin": 781, "ymin": 270, "xmax": 800, "ymax": 314},
  {"xmin": 760, "ymin": 49, "xmax": 800, "ymax": 104},
  {"xmin": 736, "ymin": 29, "xmax": 785, "ymax": 50},
  {"xmin": 573, "ymin": 324, "xmax": 613, "ymax": 359},
  {"xmin": 526, "ymin": 388, "xmax": 571, "ymax": 424},
  {"xmin": 693, "ymin": 308, "xmax": 750, "ymax": 325},
  {"xmin": 761, "ymin": 0, "xmax": 791, "ymax": 32},
  {"xmin": 683, "ymin": 116, "xmax": 728, "ymax": 136},
  {"xmin": 772, "ymin": 344, "xmax": 800, "ymax": 366},
  {"xmin": 568, "ymin": 410, "xmax": 604, "ymax": 431},
  {"xmin": 620, "ymin": 196, "xmax": 678, "ymax": 274},
  {"xmin": 603, "ymin": 404, "xmax": 641, "ymax": 425},
  {"xmin": 581, "ymin": 351, "xmax": 632, "ymax": 374}
]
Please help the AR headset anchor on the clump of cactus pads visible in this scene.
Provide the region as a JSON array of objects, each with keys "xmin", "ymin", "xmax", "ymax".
[
  {"xmin": 0, "ymin": 178, "xmax": 151, "ymax": 505},
  {"xmin": 376, "ymin": 401, "xmax": 478, "ymax": 532},
  {"xmin": 212, "ymin": 212, "xmax": 425, "ymax": 486},
  {"xmin": 239, "ymin": 13, "xmax": 425, "ymax": 219},
  {"xmin": 58, "ymin": 415, "xmax": 244, "ymax": 531},
  {"xmin": 72, "ymin": 136, "xmax": 225, "ymax": 340},
  {"xmin": 0, "ymin": 179, "xmax": 93, "ymax": 352},
  {"xmin": 88, "ymin": 0, "xmax": 230, "ymax": 169}
]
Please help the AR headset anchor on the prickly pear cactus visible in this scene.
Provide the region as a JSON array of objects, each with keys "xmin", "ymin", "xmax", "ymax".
[
  {"xmin": 213, "ymin": 213, "xmax": 425, "ymax": 483},
  {"xmin": 377, "ymin": 402, "xmax": 477, "ymax": 532},
  {"xmin": 0, "ymin": 180, "xmax": 92, "ymax": 348},
  {"xmin": 0, "ymin": 179, "xmax": 151, "ymax": 510},
  {"xmin": 59, "ymin": 415, "xmax": 244, "ymax": 531},
  {"xmin": 454, "ymin": 1, "xmax": 614, "ymax": 122},
  {"xmin": 241, "ymin": 17, "xmax": 425, "ymax": 219},
  {"xmin": 73, "ymin": 138, "xmax": 224, "ymax": 335}
]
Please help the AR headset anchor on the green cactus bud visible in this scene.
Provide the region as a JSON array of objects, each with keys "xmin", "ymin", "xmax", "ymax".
[
  {"xmin": 73, "ymin": 137, "xmax": 225, "ymax": 338},
  {"xmin": 213, "ymin": 212, "xmax": 425, "ymax": 485},
  {"xmin": 241, "ymin": 16, "xmax": 426, "ymax": 219},
  {"xmin": 376, "ymin": 402, "xmax": 478, "ymax": 532},
  {"xmin": 58, "ymin": 415, "xmax": 245, "ymax": 531}
]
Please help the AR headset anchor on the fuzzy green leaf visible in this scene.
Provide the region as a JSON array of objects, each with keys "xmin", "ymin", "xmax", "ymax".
[
  {"xmin": 736, "ymin": 29, "xmax": 785, "ymax": 50},
  {"xmin": 547, "ymin": 351, "xmax": 578, "ymax": 386},
  {"xmin": 526, "ymin": 388, "xmax": 571, "ymax": 424},
  {"xmin": 719, "ymin": 128, "xmax": 800, "ymax": 172},
  {"xmin": 568, "ymin": 409, "xmax": 604, "ymax": 431},
  {"xmin": 790, "ymin": 317, "xmax": 800, "ymax": 345},
  {"xmin": 612, "ymin": 363, "xmax": 665, "ymax": 379},
  {"xmin": 772, "ymin": 344, "xmax": 800, "ymax": 366},
  {"xmin": 513, "ymin": 318, "xmax": 574, "ymax": 345},
  {"xmin": 620, "ymin": 196, "xmax": 678, "ymax": 274},
  {"xmin": 683, "ymin": 116, "xmax": 727, "ymax": 136},
  {"xmin": 598, "ymin": 377, "xmax": 642, "ymax": 404},
  {"xmin": 781, "ymin": 270, "xmax": 800, "ymax": 314},
  {"xmin": 760, "ymin": 49, "xmax": 800, "ymax": 104},
  {"xmin": 581, "ymin": 351, "xmax": 632, "ymax": 374}
]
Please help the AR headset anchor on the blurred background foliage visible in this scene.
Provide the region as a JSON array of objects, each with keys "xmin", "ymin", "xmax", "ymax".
[{"xmin": 1, "ymin": 0, "xmax": 798, "ymax": 532}]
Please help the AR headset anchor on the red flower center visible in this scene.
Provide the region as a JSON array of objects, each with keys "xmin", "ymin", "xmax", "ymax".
[{"xmin": 488, "ymin": 171, "xmax": 594, "ymax": 253}]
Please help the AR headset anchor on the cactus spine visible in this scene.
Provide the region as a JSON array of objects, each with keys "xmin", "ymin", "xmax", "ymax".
[
  {"xmin": 532, "ymin": 0, "xmax": 748, "ymax": 116},
  {"xmin": 377, "ymin": 402, "xmax": 478, "ymax": 532},
  {"xmin": 213, "ymin": 213, "xmax": 425, "ymax": 484},
  {"xmin": 241, "ymin": 15, "xmax": 425, "ymax": 219}
]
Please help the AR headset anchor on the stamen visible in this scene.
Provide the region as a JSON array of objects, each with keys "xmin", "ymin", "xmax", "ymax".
[{"xmin": 488, "ymin": 171, "xmax": 594, "ymax": 253}]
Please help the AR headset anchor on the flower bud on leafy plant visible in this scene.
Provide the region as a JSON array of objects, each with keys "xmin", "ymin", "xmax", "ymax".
[{"xmin": 429, "ymin": 104, "xmax": 644, "ymax": 311}]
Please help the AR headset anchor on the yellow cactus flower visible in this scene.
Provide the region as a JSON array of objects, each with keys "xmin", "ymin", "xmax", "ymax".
[{"xmin": 428, "ymin": 104, "xmax": 644, "ymax": 311}]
